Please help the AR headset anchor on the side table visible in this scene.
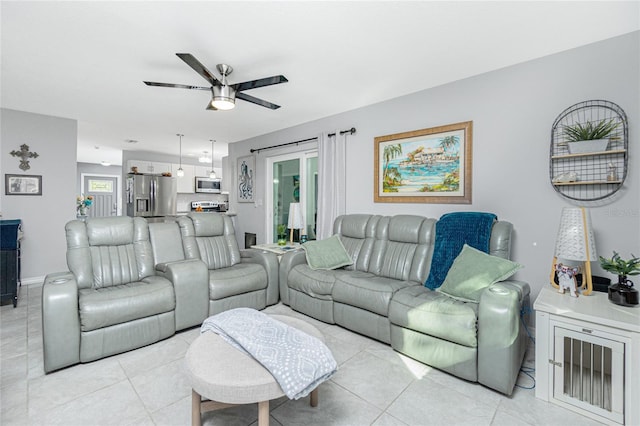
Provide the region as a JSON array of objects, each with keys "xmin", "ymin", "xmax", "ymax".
[
  {"xmin": 251, "ymin": 243, "xmax": 301, "ymax": 258},
  {"xmin": 534, "ymin": 286, "xmax": 639, "ymax": 425}
]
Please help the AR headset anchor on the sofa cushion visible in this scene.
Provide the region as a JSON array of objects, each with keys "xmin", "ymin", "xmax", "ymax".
[
  {"xmin": 437, "ymin": 244, "xmax": 522, "ymax": 303},
  {"xmin": 209, "ymin": 263, "xmax": 267, "ymax": 300},
  {"xmin": 302, "ymin": 235, "xmax": 353, "ymax": 270},
  {"xmin": 333, "ymin": 214, "xmax": 380, "ymax": 271},
  {"xmin": 288, "ymin": 265, "xmax": 340, "ymax": 301},
  {"xmin": 79, "ymin": 275, "xmax": 175, "ymax": 332},
  {"xmin": 333, "ymin": 273, "xmax": 412, "ymax": 317},
  {"xmin": 389, "ymin": 285, "xmax": 478, "ymax": 347}
]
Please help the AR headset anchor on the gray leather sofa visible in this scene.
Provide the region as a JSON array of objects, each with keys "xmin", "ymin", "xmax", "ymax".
[
  {"xmin": 279, "ymin": 214, "xmax": 530, "ymax": 395},
  {"xmin": 42, "ymin": 214, "xmax": 278, "ymax": 373}
]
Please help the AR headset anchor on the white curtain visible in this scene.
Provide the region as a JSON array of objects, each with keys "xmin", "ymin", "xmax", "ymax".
[{"xmin": 316, "ymin": 131, "xmax": 347, "ymax": 240}]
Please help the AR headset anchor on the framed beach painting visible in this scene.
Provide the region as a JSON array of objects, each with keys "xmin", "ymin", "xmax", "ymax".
[
  {"xmin": 374, "ymin": 121, "xmax": 472, "ymax": 204},
  {"xmin": 237, "ymin": 155, "xmax": 255, "ymax": 203}
]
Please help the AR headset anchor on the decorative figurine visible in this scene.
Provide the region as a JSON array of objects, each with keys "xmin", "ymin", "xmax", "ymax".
[
  {"xmin": 607, "ymin": 162, "xmax": 618, "ymax": 182},
  {"xmin": 556, "ymin": 263, "xmax": 579, "ymax": 297}
]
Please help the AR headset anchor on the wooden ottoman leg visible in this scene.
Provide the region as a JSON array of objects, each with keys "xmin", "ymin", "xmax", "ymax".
[
  {"xmin": 310, "ymin": 388, "xmax": 318, "ymax": 407},
  {"xmin": 192, "ymin": 390, "xmax": 201, "ymax": 426},
  {"xmin": 258, "ymin": 400, "xmax": 270, "ymax": 426}
]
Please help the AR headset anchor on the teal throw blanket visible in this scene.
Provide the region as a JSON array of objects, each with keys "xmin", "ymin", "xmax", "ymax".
[{"xmin": 425, "ymin": 212, "xmax": 497, "ymax": 289}]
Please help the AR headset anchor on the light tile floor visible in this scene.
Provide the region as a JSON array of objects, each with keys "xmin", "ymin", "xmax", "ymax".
[{"xmin": 1, "ymin": 284, "xmax": 602, "ymax": 426}]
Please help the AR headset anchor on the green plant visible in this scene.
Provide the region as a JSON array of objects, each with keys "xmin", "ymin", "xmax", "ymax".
[
  {"xmin": 563, "ymin": 119, "xmax": 619, "ymax": 142},
  {"xmin": 276, "ymin": 224, "xmax": 287, "ymax": 236},
  {"xmin": 599, "ymin": 251, "xmax": 640, "ymax": 277}
]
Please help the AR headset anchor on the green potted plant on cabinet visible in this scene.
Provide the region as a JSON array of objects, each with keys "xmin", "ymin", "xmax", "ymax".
[
  {"xmin": 599, "ymin": 251, "xmax": 639, "ymax": 306},
  {"xmin": 276, "ymin": 224, "xmax": 287, "ymax": 246},
  {"xmin": 563, "ymin": 119, "xmax": 619, "ymax": 154}
]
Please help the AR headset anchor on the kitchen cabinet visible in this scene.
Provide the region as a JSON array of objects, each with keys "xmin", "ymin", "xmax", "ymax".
[
  {"xmin": 172, "ymin": 164, "xmax": 195, "ymax": 193},
  {"xmin": 194, "ymin": 166, "xmax": 210, "ymax": 177},
  {"xmin": 127, "ymin": 160, "xmax": 172, "ymax": 175},
  {"xmin": 195, "ymin": 166, "xmax": 222, "ymax": 177}
]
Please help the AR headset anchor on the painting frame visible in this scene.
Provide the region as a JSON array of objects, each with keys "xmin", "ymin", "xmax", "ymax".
[
  {"xmin": 374, "ymin": 121, "xmax": 472, "ymax": 204},
  {"xmin": 5, "ymin": 174, "xmax": 42, "ymax": 196},
  {"xmin": 237, "ymin": 155, "xmax": 255, "ymax": 203}
]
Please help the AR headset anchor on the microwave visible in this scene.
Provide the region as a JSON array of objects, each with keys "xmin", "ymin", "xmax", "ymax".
[{"xmin": 195, "ymin": 177, "xmax": 221, "ymax": 193}]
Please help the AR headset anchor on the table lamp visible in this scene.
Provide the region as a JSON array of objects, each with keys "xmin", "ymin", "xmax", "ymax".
[
  {"xmin": 287, "ymin": 203, "xmax": 304, "ymax": 244},
  {"xmin": 550, "ymin": 207, "xmax": 597, "ymax": 295}
]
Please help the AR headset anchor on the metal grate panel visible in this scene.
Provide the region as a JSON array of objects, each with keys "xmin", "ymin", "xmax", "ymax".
[{"xmin": 553, "ymin": 327, "xmax": 624, "ymax": 424}]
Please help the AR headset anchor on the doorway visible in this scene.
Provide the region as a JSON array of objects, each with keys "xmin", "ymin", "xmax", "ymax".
[
  {"xmin": 81, "ymin": 174, "xmax": 120, "ymax": 217},
  {"xmin": 266, "ymin": 151, "xmax": 318, "ymax": 243}
]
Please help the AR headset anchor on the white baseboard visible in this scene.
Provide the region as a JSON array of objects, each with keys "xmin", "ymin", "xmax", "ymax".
[{"xmin": 20, "ymin": 276, "xmax": 45, "ymax": 286}]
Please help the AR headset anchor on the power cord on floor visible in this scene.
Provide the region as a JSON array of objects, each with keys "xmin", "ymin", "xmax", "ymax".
[
  {"xmin": 516, "ymin": 366, "xmax": 536, "ymax": 389},
  {"xmin": 515, "ymin": 305, "xmax": 536, "ymax": 390},
  {"xmin": 520, "ymin": 305, "xmax": 535, "ymax": 345}
]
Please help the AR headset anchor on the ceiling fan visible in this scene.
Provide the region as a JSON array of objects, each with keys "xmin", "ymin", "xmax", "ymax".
[{"xmin": 144, "ymin": 53, "xmax": 288, "ymax": 110}]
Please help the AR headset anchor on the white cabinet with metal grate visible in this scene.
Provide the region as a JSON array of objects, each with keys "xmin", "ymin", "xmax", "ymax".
[{"xmin": 535, "ymin": 287, "xmax": 640, "ymax": 425}]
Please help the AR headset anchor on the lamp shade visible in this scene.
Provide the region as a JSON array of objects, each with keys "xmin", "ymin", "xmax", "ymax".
[
  {"xmin": 287, "ymin": 203, "xmax": 304, "ymax": 230},
  {"xmin": 554, "ymin": 207, "xmax": 597, "ymax": 261}
]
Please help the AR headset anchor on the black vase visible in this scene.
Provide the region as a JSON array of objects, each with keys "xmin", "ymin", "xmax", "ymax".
[{"xmin": 608, "ymin": 275, "xmax": 639, "ymax": 306}]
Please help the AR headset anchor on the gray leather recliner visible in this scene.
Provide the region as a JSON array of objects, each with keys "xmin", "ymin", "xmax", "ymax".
[
  {"xmin": 42, "ymin": 217, "xmax": 176, "ymax": 373},
  {"xmin": 176, "ymin": 213, "xmax": 280, "ymax": 315}
]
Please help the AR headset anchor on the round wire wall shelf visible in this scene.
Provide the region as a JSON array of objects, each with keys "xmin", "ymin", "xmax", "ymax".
[{"xmin": 550, "ymin": 100, "xmax": 628, "ymax": 203}]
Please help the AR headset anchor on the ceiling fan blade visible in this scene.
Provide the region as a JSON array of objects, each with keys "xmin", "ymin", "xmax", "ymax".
[
  {"xmin": 143, "ymin": 81, "xmax": 209, "ymax": 90},
  {"xmin": 236, "ymin": 92, "xmax": 281, "ymax": 110},
  {"xmin": 176, "ymin": 53, "xmax": 221, "ymax": 86},
  {"xmin": 232, "ymin": 75, "xmax": 288, "ymax": 92}
]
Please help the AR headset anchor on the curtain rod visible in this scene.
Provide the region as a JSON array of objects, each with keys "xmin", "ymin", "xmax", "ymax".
[{"xmin": 250, "ymin": 127, "xmax": 356, "ymax": 154}]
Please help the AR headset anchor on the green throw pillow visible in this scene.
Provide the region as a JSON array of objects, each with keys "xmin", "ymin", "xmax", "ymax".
[
  {"xmin": 436, "ymin": 244, "xmax": 522, "ymax": 303},
  {"xmin": 302, "ymin": 235, "xmax": 353, "ymax": 270}
]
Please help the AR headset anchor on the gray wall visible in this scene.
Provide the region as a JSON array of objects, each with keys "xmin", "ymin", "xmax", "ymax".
[
  {"xmin": 1, "ymin": 108, "xmax": 77, "ymax": 283},
  {"xmin": 229, "ymin": 31, "xmax": 640, "ymax": 305}
]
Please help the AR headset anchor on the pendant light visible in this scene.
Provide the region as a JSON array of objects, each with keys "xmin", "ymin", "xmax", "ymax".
[
  {"xmin": 176, "ymin": 133, "xmax": 185, "ymax": 177},
  {"xmin": 209, "ymin": 139, "xmax": 217, "ymax": 178}
]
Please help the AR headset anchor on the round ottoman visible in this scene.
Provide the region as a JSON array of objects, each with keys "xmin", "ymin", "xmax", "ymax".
[{"xmin": 185, "ymin": 314, "xmax": 325, "ymax": 426}]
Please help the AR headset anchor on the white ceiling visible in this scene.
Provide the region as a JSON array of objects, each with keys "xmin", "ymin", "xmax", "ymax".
[{"xmin": 2, "ymin": 1, "xmax": 638, "ymax": 166}]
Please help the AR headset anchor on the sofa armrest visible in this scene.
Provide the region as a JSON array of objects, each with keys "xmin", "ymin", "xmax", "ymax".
[
  {"xmin": 240, "ymin": 249, "xmax": 280, "ymax": 306},
  {"xmin": 42, "ymin": 272, "xmax": 80, "ymax": 373},
  {"xmin": 156, "ymin": 259, "xmax": 209, "ymax": 330},
  {"xmin": 477, "ymin": 279, "xmax": 531, "ymax": 395},
  {"xmin": 278, "ymin": 250, "xmax": 307, "ymax": 305}
]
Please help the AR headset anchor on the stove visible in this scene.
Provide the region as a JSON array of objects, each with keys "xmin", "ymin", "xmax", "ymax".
[{"xmin": 191, "ymin": 201, "xmax": 226, "ymax": 212}]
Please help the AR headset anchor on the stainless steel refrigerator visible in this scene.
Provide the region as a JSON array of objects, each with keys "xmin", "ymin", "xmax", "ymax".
[{"xmin": 126, "ymin": 174, "xmax": 177, "ymax": 218}]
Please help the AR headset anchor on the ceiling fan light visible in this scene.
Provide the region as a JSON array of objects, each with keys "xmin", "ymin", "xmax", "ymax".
[
  {"xmin": 211, "ymin": 85, "xmax": 236, "ymax": 110},
  {"xmin": 211, "ymin": 98, "xmax": 235, "ymax": 110}
]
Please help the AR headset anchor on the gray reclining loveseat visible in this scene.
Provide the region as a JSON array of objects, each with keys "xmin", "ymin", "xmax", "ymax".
[
  {"xmin": 42, "ymin": 214, "xmax": 278, "ymax": 373},
  {"xmin": 279, "ymin": 213, "xmax": 530, "ymax": 395}
]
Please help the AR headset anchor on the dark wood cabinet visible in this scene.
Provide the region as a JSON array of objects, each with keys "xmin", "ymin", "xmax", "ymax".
[
  {"xmin": 1, "ymin": 220, "xmax": 21, "ymax": 307},
  {"xmin": 1, "ymin": 248, "xmax": 19, "ymax": 307}
]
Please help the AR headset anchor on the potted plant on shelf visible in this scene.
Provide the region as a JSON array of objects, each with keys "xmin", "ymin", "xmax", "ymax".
[
  {"xmin": 562, "ymin": 119, "xmax": 619, "ymax": 154},
  {"xmin": 599, "ymin": 251, "xmax": 639, "ymax": 306},
  {"xmin": 276, "ymin": 224, "xmax": 287, "ymax": 246}
]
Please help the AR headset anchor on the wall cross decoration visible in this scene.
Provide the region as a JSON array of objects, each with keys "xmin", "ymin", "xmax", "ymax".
[{"xmin": 10, "ymin": 144, "xmax": 39, "ymax": 171}]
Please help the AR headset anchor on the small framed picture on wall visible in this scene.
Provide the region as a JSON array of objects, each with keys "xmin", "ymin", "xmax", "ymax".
[{"xmin": 5, "ymin": 174, "xmax": 42, "ymax": 196}]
